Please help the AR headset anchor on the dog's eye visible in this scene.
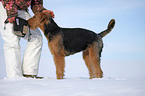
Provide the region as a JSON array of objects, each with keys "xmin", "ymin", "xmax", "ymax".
[{"xmin": 33, "ymin": 16, "xmax": 36, "ymax": 18}]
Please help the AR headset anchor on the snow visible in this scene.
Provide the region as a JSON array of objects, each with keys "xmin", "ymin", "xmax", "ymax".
[{"xmin": 0, "ymin": 77, "xmax": 144, "ymax": 96}]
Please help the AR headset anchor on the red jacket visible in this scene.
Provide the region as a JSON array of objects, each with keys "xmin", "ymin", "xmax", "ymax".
[{"xmin": 1, "ymin": 0, "xmax": 46, "ymax": 18}]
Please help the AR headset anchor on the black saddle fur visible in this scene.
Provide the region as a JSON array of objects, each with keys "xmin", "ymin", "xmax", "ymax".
[{"xmin": 44, "ymin": 19, "xmax": 100, "ymax": 55}]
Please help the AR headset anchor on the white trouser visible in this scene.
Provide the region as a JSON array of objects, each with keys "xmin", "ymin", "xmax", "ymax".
[{"xmin": 0, "ymin": 3, "xmax": 43, "ymax": 78}]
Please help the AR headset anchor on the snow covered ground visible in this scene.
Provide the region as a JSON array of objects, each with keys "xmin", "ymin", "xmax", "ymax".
[{"xmin": 0, "ymin": 77, "xmax": 144, "ymax": 96}]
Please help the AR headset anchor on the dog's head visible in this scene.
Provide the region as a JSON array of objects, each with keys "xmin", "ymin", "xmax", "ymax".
[{"xmin": 28, "ymin": 12, "xmax": 52, "ymax": 30}]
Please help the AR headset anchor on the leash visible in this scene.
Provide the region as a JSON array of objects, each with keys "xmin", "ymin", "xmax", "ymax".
[
  {"xmin": 28, "ymin": 25, "xmax": 31, "ymax": 41},
  {"xmin": 4, "ymin": 19, "xmax": 9, "ymax": 30}
]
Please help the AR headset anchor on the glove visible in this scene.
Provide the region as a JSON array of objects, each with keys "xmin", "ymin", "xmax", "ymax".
[{"xmin": 8, "ymin": 17, "xmax": 15, "ymax": 23}]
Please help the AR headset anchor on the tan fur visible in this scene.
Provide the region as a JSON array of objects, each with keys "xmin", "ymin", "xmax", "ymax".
[
  {"xmin": 89, "ymin": 42, "xmax": 103, "ymax": 78},
  {"xmin": 48, "ymin": 33, "xmax": 65, "ymax": 56},
  {"xmin": 46, "ymin": 31, "xmax": 66, "ymax": 79},
  {"xmin": 28, "ymin": 12, "xmax": 51, "ymax": 32},
  {"xmin": 83, "ymin": 48, "xmax": 94, "ymax": 79},
  {"xmin": 28, "ymin": 12, "xmax": 104, "ymax": 79},
  {"xmin": 53, "ymin": 55, "xmax": 65, "ymax": 79}
]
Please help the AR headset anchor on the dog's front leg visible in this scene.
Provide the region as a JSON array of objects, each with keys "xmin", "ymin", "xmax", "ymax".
[{"xmin": 53, "ymin": 55, "xmax": 65, "ymax": 79}]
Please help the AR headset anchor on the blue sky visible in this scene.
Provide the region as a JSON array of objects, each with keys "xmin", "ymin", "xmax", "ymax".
[{"xmin": 0, "ymin": 0, "xmax": 145, "ymax": 79}]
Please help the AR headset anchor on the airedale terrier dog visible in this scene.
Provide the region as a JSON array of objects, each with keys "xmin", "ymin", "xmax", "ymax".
[{"xmin": 28, "ymin": 12, "xmax": 115, "ymax": 79}]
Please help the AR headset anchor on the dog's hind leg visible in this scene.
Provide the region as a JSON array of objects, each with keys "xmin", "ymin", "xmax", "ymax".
[
  {"xmin": 89, "ymin": 42, "xmax": 103, "ymax": 78},
  {"xmin": 53, "ymin": 55, "xmax": 65, "ymax": 79},
  {"xmin": 83, "ymin": 48, "xmax": 95, "ymax": 79}
]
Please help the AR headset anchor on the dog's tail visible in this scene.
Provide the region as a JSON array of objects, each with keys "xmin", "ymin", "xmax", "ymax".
[{"xmin": 98, "ymin": 19, "xmax": 115, "ymax": 38}]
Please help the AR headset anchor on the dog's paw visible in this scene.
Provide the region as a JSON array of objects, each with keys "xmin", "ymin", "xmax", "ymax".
[{"xmin": 95, "ymin": 69, "xmax": 103, "ymax": 78}]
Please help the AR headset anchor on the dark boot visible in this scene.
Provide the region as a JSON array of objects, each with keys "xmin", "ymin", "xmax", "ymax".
[{"xmin": 23, "ymin": 74, "xmax": 44, "ymax": 79}]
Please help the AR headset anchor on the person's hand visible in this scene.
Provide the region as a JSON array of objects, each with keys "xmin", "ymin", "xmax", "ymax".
[
  {"xmin": 43, "ymin": 10, "xmax": 55, "ymax": 18},
  {"xmin": 8, "ymin": 17, "xmax": 15, "ymax": 23}
]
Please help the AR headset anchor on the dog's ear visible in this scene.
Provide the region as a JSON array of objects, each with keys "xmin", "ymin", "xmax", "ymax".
[
  {"xmin": 40, "ymin": 12, "xmax": 52, "ymax": 24},
  {"xmin": 40, "ymin": 14, "xmax": 47, "ymax": 23}
]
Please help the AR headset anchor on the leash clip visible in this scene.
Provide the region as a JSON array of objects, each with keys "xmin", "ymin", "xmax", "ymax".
[{"xmin": 4, "ymin": 19, "xmax": 9, "ymax": 30}]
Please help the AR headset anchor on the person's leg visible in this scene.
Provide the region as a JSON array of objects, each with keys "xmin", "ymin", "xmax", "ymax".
[
  {"xmin": 22, "ymin": 30, "xmax": 42, "ymax": 76},
  {"xmin": 18, "ymin": 10, "xmax": 43, "ymax": 76},
  {"xmin": 0, "ymin": 3, "xmax": 22, "ymax": 78}
]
